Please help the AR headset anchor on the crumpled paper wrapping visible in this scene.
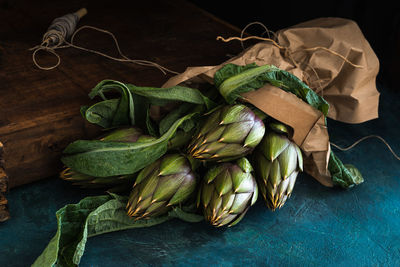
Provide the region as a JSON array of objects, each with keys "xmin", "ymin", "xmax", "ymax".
[{"xmin": 163, "ymin": 17, "xmax": 379, "ymax": 187}]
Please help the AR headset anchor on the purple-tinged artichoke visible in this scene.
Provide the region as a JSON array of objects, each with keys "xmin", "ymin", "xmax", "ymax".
[
  {"xmin": 126, "ymin": 154, "xmax": 197, "ymax": 219},
  {"xmin": 188, "ymin": 104, "xmax": 265, "ymax": 162},
  {"xmin": 197, "ymin": 157, "xmax": 258, "ymax": 227}
]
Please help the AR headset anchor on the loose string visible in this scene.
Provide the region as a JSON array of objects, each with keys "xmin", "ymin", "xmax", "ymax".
[
  {"xmin": 217, "ymin": 22, "xmax": 364, "ymax": 97},
  {"xmin": 331, "ymin": 135, "xmax": 400, "ymax": 161},
  {"xmin": 216, "ymin": 35, "xmax": 326, "ymax": 93},
  {"xmin": 216, "ymin": 35, "xmax": 364, "ymax": 69},
  {"xmin": 238, "ymin": 21, "xmax": 277, "ymax": 49},
  {"xmin": 30, "ymin": 9, "xmax": 179, "ymax": 75}
]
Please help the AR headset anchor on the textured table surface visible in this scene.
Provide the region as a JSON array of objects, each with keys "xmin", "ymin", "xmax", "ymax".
[{"xmin": 0, "ymin": 83, "xmax": 399, "ymax": 266}]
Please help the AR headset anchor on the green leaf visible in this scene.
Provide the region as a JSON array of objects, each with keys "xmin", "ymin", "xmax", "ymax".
[
  {"xmin": 32, "ymin": 195, "xmax": 112, "ymax": 267},
  {"xmin": 32, "ymin": 194, "xmax": 202, "ymax": 267},
  {"xmin": 62, "ymin": 113, "xmax": 196, "ymax": 177},
  {"xmin": 126, "ymin": 84, "xmax": 216, "ymax": 110},
  {"xmin": 82, "ymin": 99, "xmax": 120, "ymax": 128},
  {"xmin": 132, "ymin": 94, "xmax": 150, "ymax": 133},
  {"xmin": 215, "ymin": 63, "xmax": 329, "ymax": 116},
  {"xmin": 80, "ymin": 105, "xmax": 89, "ymax": 118},
  {"xmin": 86, "ymin": 199, "xmax": 171, "ymax": 238},
  {"xmin": 159, "ymin": 104, "xmax": 203, "ymax": 138},
  {"xmin": 145, "ymin": 108, "xmax": 159, "ymax": 137},
  {"xmin": 169, "ymin": 207, "xmax": 204, "ymax": 223},
  {"xmin": 214, "ymin": 63, "xmax": 257, "ymax": 88},
  {"xmin": 159, "ymin": 103, "xmax": 193, "ymax": 135},
  {"xmin": 167, "ymin": 130, "xmax": 194, "ymax": 151},
  {"xmin": 90, "ymin": 80, "xmax": 135, "ymax": 127},
  {"xmin": 329, "ymin": 151, "xmax": 364, "ymax": 188},
  {"xmin": 82, "ymin": 80, "xmax": 216, "ymax": 130},
  {"xmin": 107, "ymin": 192, "xmax": 129, "ymax": 203}
]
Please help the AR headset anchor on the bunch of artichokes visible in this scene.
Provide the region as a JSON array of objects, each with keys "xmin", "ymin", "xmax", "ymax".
[{"xmin": 62, "ymin": 104, "xmax": 303, "ymax": 227}]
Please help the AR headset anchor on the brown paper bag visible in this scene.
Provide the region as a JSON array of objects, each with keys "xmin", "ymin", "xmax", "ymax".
[
  {"xmin": 162, "ymin": 17, "xmax": 379, "ymax": 187},
  {"xmin": 276, "ymin": 17, "xmax": 380, "ymax": 123}
]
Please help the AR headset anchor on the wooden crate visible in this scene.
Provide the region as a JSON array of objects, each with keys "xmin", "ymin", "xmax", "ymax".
[{"xmin": 0, "ymin": 0, "xmax": 241, "ymax": 191}]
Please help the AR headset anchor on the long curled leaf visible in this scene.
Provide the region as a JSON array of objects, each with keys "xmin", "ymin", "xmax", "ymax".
[
  {"xmin": 62, "ymin": 113, "xmax": 196, "ymax": 177},
  {"xmin": 215, "ymin": 63, "xmax": 329, "ymax": 116},
  {"xmin": 32, "ymin": 194, "xmax": 202, "ymax": 267},
  {"xmin": 82, "ymin": 80, "xmax": 216, "ymax": 130}
]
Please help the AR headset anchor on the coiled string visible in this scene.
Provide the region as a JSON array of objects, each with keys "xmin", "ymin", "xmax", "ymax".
[{"xmin": 30, "ymin": 8, "xmax": 179, "ymax": 75}]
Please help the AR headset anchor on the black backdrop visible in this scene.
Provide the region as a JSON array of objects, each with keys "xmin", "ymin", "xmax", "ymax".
[{"xmin": 189, "ymin": 0, "xmax": 399, "ymax": 88}]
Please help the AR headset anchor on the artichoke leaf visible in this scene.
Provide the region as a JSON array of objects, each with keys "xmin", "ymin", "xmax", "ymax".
[{"xmin": 62, "ymin": 113, "xmax": 196, "ymax": 177}]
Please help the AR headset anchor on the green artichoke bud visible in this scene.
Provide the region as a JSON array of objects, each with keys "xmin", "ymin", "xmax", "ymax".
[
  {"xmin": 254, "ymin": 122, "xmax": 303, "ymax": 211},
  {"xmin": 60, "ymin": 168, "xmax": 135, "ymax": 191},
  {"xmin": 197, "ymin": 158, "xmax": 258, "ymax": 227},
  {"xmin": 60, "ymin": 127, "xmax": 154, "ymax": 189},
  {"xmin": 126, "ymin": 154, "xmax": 197, "ymax": 219},
  {"xmin": 188, "ymin": 104, "xmax": 265, "ymax": 162},
  {"xmin": 99, "ymin": 127, "xmax": 154, "ymax": 143}
]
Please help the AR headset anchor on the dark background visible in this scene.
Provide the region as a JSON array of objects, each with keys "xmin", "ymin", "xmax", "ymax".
[
  {"xmin": 188, "ymin": 0, "xmax": 400, "ymax": 88},
  {"xmin": 1, "ymin": 0, "xmax": 399, "ymax": 87}
]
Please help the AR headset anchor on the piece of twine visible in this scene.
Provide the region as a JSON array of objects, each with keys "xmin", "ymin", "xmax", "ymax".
[
  {"xmin": 331, "ymin": 135, "xmax": 400, "ymax": 161},
  {"xmin": 217, "ymin": 21, "xmax": 364, "ymax": 95},
  {"xmin": 30, "ymin": 8, "xmax": 179, "ymax": 75},
  {"xmin": 217, "ymin": 35, "xmax": 364, "ymax": 69}
]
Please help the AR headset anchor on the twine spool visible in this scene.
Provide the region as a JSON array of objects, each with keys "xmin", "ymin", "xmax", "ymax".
[
  {"xmin": 42, "ymin": 8, "xmax": 87, "ymax": 47},
  {"xmin": 30, "ymin": 8, "xmax": 178, "ymax": 74}
]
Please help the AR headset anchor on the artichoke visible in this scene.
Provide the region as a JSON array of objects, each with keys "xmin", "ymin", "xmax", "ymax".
[
  {"xmin": 188, "ymin": 104, "xmax": 265, "ymax": 162},
  {"xmin": 254, "ymin": 122, "xmax": 303, "ymax": 211},
  {"xmin": 126, "ymin": 154, "xmax": 197, "ymax": 219},
  {"xmin": 60, "ymin": 127, "xmax": 154, "ymax": 189},
  {"xmin": 197, "ymin": 158, "xmax": 258, "ymax": 227},
  {"xmin": 60, "ymin": 168, "xmax": 135, "ymax": 191},
  {"xmin": 99, "ymin": 127, "xmax": 156, "ymax": 142}
]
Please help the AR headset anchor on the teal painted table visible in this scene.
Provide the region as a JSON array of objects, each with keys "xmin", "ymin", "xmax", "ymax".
[{"xmin": 1, "ymin": 83, "xmax": 399, "ymax": 266}]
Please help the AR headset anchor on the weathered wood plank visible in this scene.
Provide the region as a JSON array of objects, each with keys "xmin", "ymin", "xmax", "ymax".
[
  {"xmin": 0, "ymin": 0, "xmax": 241, "ymax": 188},
  {"xmin": 0, "ymin": 142, "xmax": 10, "ymax": 222}
]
